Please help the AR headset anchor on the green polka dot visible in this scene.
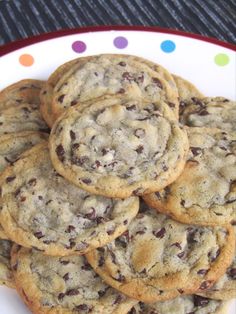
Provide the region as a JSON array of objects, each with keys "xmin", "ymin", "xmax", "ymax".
[{"xmin": 214, "ymin": 53, "xmax": 230, "ymax": 66}]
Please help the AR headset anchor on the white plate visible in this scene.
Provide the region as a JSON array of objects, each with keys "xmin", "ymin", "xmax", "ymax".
[{"xmin": 0, "ymin": 27, "xmax": 235, "ymax": 314}]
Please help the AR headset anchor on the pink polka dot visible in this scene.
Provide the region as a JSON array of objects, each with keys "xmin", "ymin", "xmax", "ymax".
[
  {"xmin": 113, "ymin": 36, "xmax": 128, "ymax": 49},
  {"xmin": 72, "ymin": 41, "xmax": 87, "ymax": 53}
]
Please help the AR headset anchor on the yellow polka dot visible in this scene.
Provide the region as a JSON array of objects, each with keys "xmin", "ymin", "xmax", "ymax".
[{"xmin": 19, "ymin": 54, "xmax": 34, "ymax": 67}]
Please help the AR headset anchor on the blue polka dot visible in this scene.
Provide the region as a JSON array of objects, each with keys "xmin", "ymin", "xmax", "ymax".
[{"xmin": 160, "ymin": 40, "xmax": 176, "ymax": 53}]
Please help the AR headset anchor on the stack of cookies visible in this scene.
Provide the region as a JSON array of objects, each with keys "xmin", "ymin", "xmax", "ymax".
[{"xmin": 0, "ymin": 54, "xmax": 235, "ymax": 314}]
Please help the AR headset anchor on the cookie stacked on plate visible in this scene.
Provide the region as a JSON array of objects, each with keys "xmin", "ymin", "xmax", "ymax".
[{"xmin": 0, "ymin": 54, "xmax": 235, "ymax": 314}]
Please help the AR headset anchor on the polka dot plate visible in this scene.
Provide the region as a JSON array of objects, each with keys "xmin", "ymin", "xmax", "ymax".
[{"xmin": 0, "ymin": 26, "xmax": 235, "ymax": 314}]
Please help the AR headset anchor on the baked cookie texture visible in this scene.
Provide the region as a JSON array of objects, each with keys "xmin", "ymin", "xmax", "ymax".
[
  {"xmin": 11, "ymin": 245, "xmax": 137, "ymax": 314},
  {"xmin": 49, "ymin": 97, "xmax": 189, "ymax": 198},
  {"xmin": 86, "ymin": 206, "xmax": 235, "ymax": 302},
  {"xmin": 129, "ymin": 295, "xmax": 229, "ymax": 314},
  {"xmin": 46, "ymin": 54, "xmax": 179, "ymax": 123},
  {"xmin": 0, "ymin": 142, "xmax": 139, "ymax": 256},
  {"xmin": 0, "ymin": 103, "xmax": 49, "ymax": 135},
  {"xmin": 0, "ymin": 240, "xmax": 14, "ymax": 288},
  {"xmin": 0, "ymin": 79, "xmax": 44, "ymax": 111},
  {"xmin": 180, "ymin": 97, "xmax": 236, "ymax": 132},
  {"xmin": 143, "ymin": 127, "xmax": 236, "ymax": 226},
  {"xmin": 173, "ymin": 75, "xmax": 204, "ymax": 101}
]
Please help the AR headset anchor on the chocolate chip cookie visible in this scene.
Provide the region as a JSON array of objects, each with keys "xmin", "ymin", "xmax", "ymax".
[
  {"xmin": 0, "ymin": 103, "xmax": 49, "ymax": 135},
  {"xmin": 0, "ymin": 79, "xmax": 44, "ymax": 111},
  {"xmin": 86, "ymin": 206, "xmax": 235, "ymax": 302},
  {"xmin": 51, "ymin": 54, "xmax": 179, "ymax": 122},
  {"xmin": 49, "ymin": 97, "xmax": 188, "ymax": 198},
  {"xmin": 180, "ymin": 97, "xmax": 236, "ymax": 132},
  {"xmin": 143, "ymin": 127, "xmax": 236, "ymax": 226},
  {"xmin": 129, "ymin": 295, "xmax": 229, "ymax": 314},
  {"xmin": 11, "ymin": 245, "xmax": 137, "ymax": 314},
  {"xmin": 0, "ymin": 142, "xmax": 139, "ymax": 256}
]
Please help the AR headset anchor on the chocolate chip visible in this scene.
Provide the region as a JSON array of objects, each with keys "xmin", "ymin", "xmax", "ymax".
[
  {"xmin": 118, "ymin": 61, "xmax": 126, "ymax": 66},
  {"xmin": 113, "ymin": 295, "xmax": 122, "ymax": 305},
  {"xmin": 92, "ymin": 160, "xmax": 101, "ymax": 169},
  {"xmin": 123, "ymin": 219, "xmax": 128, "ymax": 225},
  {"xmin": 208, "ymin": 248, "xmax": 220, "ymax": 262},
  {"xmin": 6, "ymin": 176, "xmax": 16, "ymax": 183},
  {"xmin": 58, "ymin": 293, "xmax": 65, "ymax": 300},
  {"xmin": 98, "ymin": 256, "xmax": 105, "ymax": 267},
  {"xmin": 107, "ymin": 228, "xmax": 115, "ymax": 235},
  {"xmin": 135, "ymin": 73, "xmax": 144, "ymax": 84},
  {"xmin": 66, "ymin": 225, "xmax": 76, "ymax": 233},
  {"xmin": 171, "ymin": 242, "xmax": 182, "ymax": 250},
  {"xmin": 118, "ymin": 88, "xmax": 125, "ymax": 94},
  {"xmin": 98, "ymin": 288, "xmax": 108, "ymax": 297},
  {"xmin": 177, "ymin": 289, "xmax": 184, "ymax": 294},
  {"xmin": 66, "ymin": 289, "xmax": 79, "ymax": 296},
  {"xmin": 70, "ymin": 100, "xmax": 77, "ymax": 106},
  {"xmin": 177, "ymin": 251, "xmax": 185, "ymax": 259},
  {"xmin": 132, "ymin": 188, "xmax": 143, "ymax": 195},
  {"xmin": 60, "ymin": 260, "xmax": 70, "ymax": 265},
  {"xmin": 75, "ymin": 304, "xmax": 91, "ymax": 312},
  {"xmin": 199, "ymin": 280, "xmax": 212, "ymax": 290},
  {"xmin": 38, "ymin": 195, "xmax": 43, "ymax": 200},
  {"xmin": 70, "ymin": 130, "xmax": 76, "ymax": 140},
  {"xmin": 198, "ymin": 109, "xmax": 209, "ymax": 116},
  {"xmin": 228, "ymin": 268, "xmax": 236, "ymax": 279},
  {"xmin": 58, "ymin": 94, "xmax": 65, "ymax": 103},
  {"xmin": 63, "ymin": 273, "xmax": 69, "ymax": 281},
  {"xmin": 190, "ymin": 147, "xmax": 202, "ymax": 156},
  {"xmin": 136, "ymin": 230, "xmax": 146, "ymax": 235},
  {"xmin": 197, "ymin": 269, "xmax": 208, "ymax": 275},
  {"xmin": 152, "ymin": 77, "xmax": 163, "ymax": 89},
  {"xmin": 168, "ymin": 102, "xmax": 176, "ymax": 108},
  {"xmin": 134, "ymin": 128, "xmax": 145, "ymax": 138},
  {"xmin": 84, "ymin": 208, "xmax": 96, "ymax": 220},
  {"xmin": 135, "ymin": 145, "xmax": 144, "ymax": 154},
  {"xmin": 34, "ymin": 231, "xmax": 44, "ymax": 239},
  {"xmin": 163, "ymin": 165, "xmax": 168, "ymax": 171},
  {"xmin": 56, "ymin": 145, "xmax": 65, "ymax": 162},
  {"xmin": 126, "ymin": 104, "xmax": 136, "ymax": 111},
  {"xmin": 28, "ymin": 178, "xmax": 37, "ymax": 186},
  {"xmin": 231, "ymin": 220, "xmax": 236, "ymax": 226},
  {"xmin": 180, "ymin": 199, "xmax": 185, "ymax": 207},
  {"xmin": 122, "ymin": 72, "xmax": 134, "ymax": 81},
  {"xmin": 153, "ymin": 227, "xmax": 166, "ymax": 239},
  {"xmin": 193, "ymin": 295, "xmax": 209, "ymax": 307},
  {"xmin": 72, "ymin": 143, "xmax": 80, "ymax": 150},
  {"xmin": 82, "ymin": 178, "xmax": 92, "ymax": 185},
  {"xmin": 66, "ymin": 239, "xmax": 76, "ymax": 249}
]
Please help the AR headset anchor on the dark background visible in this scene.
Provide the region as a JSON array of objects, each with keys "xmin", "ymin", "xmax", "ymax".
[{"xmin": 0, "ymin": 0, "xmax": 236, "ymax": 46}]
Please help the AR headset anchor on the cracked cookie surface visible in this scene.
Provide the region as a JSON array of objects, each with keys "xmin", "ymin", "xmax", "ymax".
[
  {"xmin": 51, "ymin": 54, "xmax": 179, "ymax": 121},
  {"xmin": 86, "ymin": 206, "xmax": 234, "ymax": 302},
  {"xmin": 143, "ymin": 127, "xmax": 236, "ymax": 226},
  {"xmin": 129, "ymin": 295, "xmax": 228, "ymax": 314},
  {"xmin": 11, "ymin": 245, "xmax": 137, "ymax": 314},
  {"xmin": 0, "ymin": 142, "xmax": 139, "ymax": 256},
  {"xmin": 0, "ymin": 79, "xmax": 44, "ymax": 111},
  {"xmin": 180, "ymin": 97, "xmax": 236, "ymax": 132},
  {"xmin": 49, "ymin": 97, "xmax": 188, "ymax": 198},
  {"xmin": 0, "ymin": 132, "xmax": 48, "ymax": 239}
]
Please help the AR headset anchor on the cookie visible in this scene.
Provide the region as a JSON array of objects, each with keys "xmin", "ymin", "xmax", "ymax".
[
  {"xmin": 173, "ymin": 75, "xmax": 204, "ymax": 101},
  {"xmin": 86, "ymin": 206, "xmax": 235, "ymax": 302},
  {"xmin": 49, "ymin": 97, "xmax": 189, "ymax": 198},
  {"xmin": 180, "ymin": 97, "xmax": 236, "ymax": 132},
  {"xmin": 0, "ymin": 240, "xmax": 14, "ymax": 288},
  {"xmin": 197, "ymin": 224, "xmax": 236, "ymax": 300},
  {"xmin": 143, "ymin": 127, "xmax": 236, "ymax": 226},
  {"xmin": 51, "ymin": 54, "xmax": 179, "ymax": 122},
  {"xmin": 11, "ymin": 245, "xmax": 137, "ymax": 314},
  {"xmin": 0, "ymin": 142, "xmax": 139, "ymax": 256},
  {"xmin": 0, "ymin": 79, "xmax": 44, "ymax": 111},
  {"xmin": 0, "ymin": 131, "xmax": 48, "ymax": 239},
  {"xmin": 129, "ymin": 295, "xmax": 229, "ymax": 314},
  {"xmin": 0, "ymin": 103, "xmax": 49, "ymax": 135}
]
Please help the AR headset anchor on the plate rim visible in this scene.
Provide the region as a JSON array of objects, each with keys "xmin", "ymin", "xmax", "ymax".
[{"xmin": 1, "ymin": 25, "xmax": 236, "ymax": 57}]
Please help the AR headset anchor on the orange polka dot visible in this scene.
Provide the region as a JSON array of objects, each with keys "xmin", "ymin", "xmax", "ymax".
[{"xmin": 19, "ymin": 54, "xmax": 34, "ymax": 67}]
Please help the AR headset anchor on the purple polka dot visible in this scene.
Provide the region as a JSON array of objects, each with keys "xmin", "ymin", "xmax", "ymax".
[
  {"xmin": 72, "ymin": 41, "xmax": 87, "ymax": 53},
  {"xmin": 113, "ymin": 36, "xmax": 128, "ymax": 49}
]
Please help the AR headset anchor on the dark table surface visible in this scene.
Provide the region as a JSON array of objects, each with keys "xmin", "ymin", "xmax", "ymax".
[{"xmin": 0, "ymin": 0, "xmax": 236, "ymax": 47}]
